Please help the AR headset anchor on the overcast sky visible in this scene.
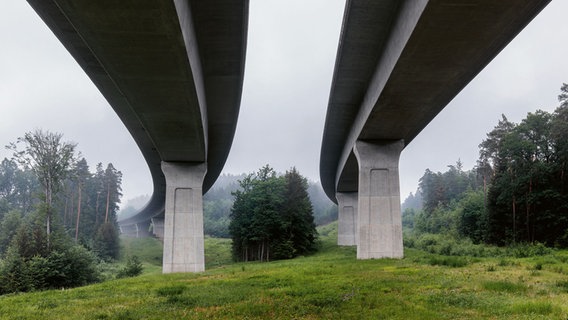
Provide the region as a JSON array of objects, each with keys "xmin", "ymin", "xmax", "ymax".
[{"xmin": 1, "ymin": 1, "xmax": 567, "ymax": 205}]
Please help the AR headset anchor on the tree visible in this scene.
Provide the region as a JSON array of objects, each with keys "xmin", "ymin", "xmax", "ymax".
[
  {"xmin": 457, "ymin": 190, "xmax": 486, "ymax": 243},
  {"xmin": 280, "ymin": 168, "xmax": 317, "ymax": 258},
  {"xmin": 93, "ymin": 222, "xmax": 120, "ymax": 261},
  {"xmin": 73, "ymin": 158, "xmax": 91, "ymax": 242},
  {"xmin": 0, "ymin": 210, "xmax": 100, "ymax": 294},
  {"xmin": 7, "ymin": 130, "xmax": 76, "ymax": 246},
  {"xmin": 481, "ymin": 100, "xmax": 568, "ymax": 245},
  {"xmin": 0, "ymin": 210, "xmax": 23, "ymax": 255},
  {"xmin": 0, "ymin": 158, "xmax": 38, "ymax": 215},
  {"xmin": 229, "ymin": 165, "xmax": 318, "ymax": 262},
  {"xmin": 103, "ymin": 164, "xmax": 122, "ymax": 224},
  {"xmin": 559, "ymin": 83, "xmax": 568, "ymax": 108}
]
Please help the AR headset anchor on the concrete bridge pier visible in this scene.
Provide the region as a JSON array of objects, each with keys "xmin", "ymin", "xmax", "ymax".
[
  {"xmin": 135, "ymin": 221, "xmax": 152, "ymax": 238},
  {"xmin": 353, "ymin": 140, "xmax": 404, "ymax": 259},
  {"xmin": 336, "ymin": 192, "xmax": 358, "ymax": 246},
  {"xmin": 151, "ymin": 217, "xmax": 165, "ymax": 240},
  {"xmin": 119, "ymin": 224, "xmax": 138, "ymax": 238},
  {"xmin": 161, "ymin": 161, "xmax": 207, "ymax": 273}
]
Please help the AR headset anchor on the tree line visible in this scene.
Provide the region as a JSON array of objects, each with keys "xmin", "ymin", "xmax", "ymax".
[
  {"xmin": 0, "ymin": 130, "xmax": 123, "ymax": 293},
  {"xmin": 404, "ymin": 84, "xmax": 568, "ymax": 247},
  {"xmin": 229, "ymin": 165, "xmax": 318, "ymax": 262}
]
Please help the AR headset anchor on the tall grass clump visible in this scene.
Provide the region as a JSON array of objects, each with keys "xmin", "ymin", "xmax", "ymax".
[
  {"xmin": 482, "ymin": 281, "xmax": 527, "ymax": 293},
  {"xmin": 405, "ymin": 233, "xmax": 556, "ymax": 259},
  {"xmin": 509, "ymin": 301, "xmax": 558, "ymax": 316},
  {"xmin": 404, "ymin": 233, "xmax": 502, "ymax": 257},
  {"xmin": 506, "ymin": 242, "xmax": 552, "ymax": 258}
]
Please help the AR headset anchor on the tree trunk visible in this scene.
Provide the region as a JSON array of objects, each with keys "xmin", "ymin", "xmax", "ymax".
[
  {"xmin": 95, "ymin": 191, "xmax": 101, "ymax": 227},
  {"xmin": 46, "ymin": 181, "xmax": 52, "ymax": 249},
  {"xmin": 105, "ymin": 182, "xmax": 110, "ymax": 223},
  {"xmin": 512, "ymin": 195, "xmax": 516, "ymax": 243},
  {"xmin": 68, "ymin": 189, "xmax": 75, "ymax": 230},
  {"xmin": 526, "ymin": 177, "xmax": 532, "ymax": 242},
  {"xmin": 75, "ymin": 184, "xmax": 82, "ymax": 242},
  {"xmin": 63, "ymin": 193, "xmax": 68, "ymax": 227}
]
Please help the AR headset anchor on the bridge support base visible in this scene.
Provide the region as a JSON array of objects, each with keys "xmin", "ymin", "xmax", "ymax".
[
  {"xmin": 353, "ymin": 140, "xmax": 404, "ymax": 259},
  {"xmin": 161, "ymin": 161, "xmax": 207, "ymax": 273},
  {"xmin": 336, "ymin": 192, "xmax": 358, "ymax": 246}
]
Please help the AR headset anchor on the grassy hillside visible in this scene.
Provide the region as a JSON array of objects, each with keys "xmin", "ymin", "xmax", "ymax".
[{"xmin": 1, "ymin": 223, "xmax": 568, "ymax": 319}]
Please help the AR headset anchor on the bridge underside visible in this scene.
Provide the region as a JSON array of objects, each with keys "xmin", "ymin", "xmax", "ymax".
[
  {"xmin": 322, "ymin": 0, "xmax": 551, "ymax": 258},
  {"xmin": 27, "ymin": 0, "xmax": 248, "ymax": 272}
]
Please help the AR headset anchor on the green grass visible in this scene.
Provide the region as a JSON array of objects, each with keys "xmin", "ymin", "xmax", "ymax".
[{"xmin": 1, "ymin": 225, "xmax": 568, "ymax": 319}]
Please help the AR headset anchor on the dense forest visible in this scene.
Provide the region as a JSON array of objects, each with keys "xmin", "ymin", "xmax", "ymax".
[
  {"xmin": 0, "ymin": 130, "xmax": 123, "ymax": 293},
  {"xmin": 404, "ymin": 84, "xmax": 568, "ymax": 248}
]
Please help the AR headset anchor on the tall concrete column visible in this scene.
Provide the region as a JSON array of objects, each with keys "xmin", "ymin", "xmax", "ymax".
[
  {"xmin": 151, "ymin": 217, "xmax": 165, "ymax": 240},
  {"xmin": 353, "ymin": 140, "xmax": 404, "ymax": 259},
  {"xmin": 136, "ymin": 221, "xmax": 151, "ymax": 238},
  {"xmin": 336, "ymin": 192, "xmax": 358, "ymax": 246},
  {"xmin": 161, "ymin": 161, "xmax": 207, "ymax": 273}
]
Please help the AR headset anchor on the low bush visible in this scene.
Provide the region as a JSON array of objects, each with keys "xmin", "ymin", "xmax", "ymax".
[
  {"xmin": 428, "ymin": 256, "xmax": 470, "ymax": 268},
  {"xmin": 405, "ymin": 233, "xmax": 555, "ymax": 258},
  {"xmin": 0, "ymin": 214, "xmax": 101, "ymax": 294},
  {"xmin": 0, "ymin": 245, "xmax": 100, "ymax": 293},
  {"xmin": 116, "ymin": 255, "xmax": 143, "ymax": 279},
  {"xmin": 482, "ymin": 281, "xmax": 527, "ymax": 293},
  {"xmin": 507, "ymin": 242, "xmax": 552, "ymax": 258}
]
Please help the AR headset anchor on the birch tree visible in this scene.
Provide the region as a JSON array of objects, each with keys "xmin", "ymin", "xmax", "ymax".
[{"xmin": 7, "ymin": 129, "xmax": 76, "ymax": 245}]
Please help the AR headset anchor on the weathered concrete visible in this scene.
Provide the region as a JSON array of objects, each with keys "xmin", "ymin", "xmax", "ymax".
[
  {"xmin": 353, "ymin": 140, "xmax": 404, "ymax": 259},
  {"xmin": 162, "ymin": 162, "xmax": 207, "ymax": 273},
  {"xmin": 336, "ymin": 192, "xmax": 358, "ymax": 246}
]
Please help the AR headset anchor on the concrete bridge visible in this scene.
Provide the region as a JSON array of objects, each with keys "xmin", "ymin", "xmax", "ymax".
[
  {"xmin": 26, "ymin": 0, "xmax": 248, "ymax": 272},
  {"xmin": 27, "ymin": 0, "xmax": 552, "ymax": 272},
  {"xmin": 320, "ymin": 0, "xmax": 551, "ymax": 259}
]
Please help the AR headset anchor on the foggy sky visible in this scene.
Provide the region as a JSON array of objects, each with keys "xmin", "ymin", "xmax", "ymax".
[{"xmin": 1, "ymin": 0, "xmax": 567, "ymax": 205}]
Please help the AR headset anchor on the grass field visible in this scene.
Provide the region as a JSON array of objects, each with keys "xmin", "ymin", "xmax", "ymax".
[{"xmin": 1, "ymin": 223, "xmax": 568, "ymax": 319}]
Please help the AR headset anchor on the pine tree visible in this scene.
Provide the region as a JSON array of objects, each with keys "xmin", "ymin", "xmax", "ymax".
[
  {"xmin": 281, "ymin": 168, "xmax": 317, "ymax": 257},
  {"xmin": 229, "ymin": 165, "xmax": 318, "ymax": 262}
]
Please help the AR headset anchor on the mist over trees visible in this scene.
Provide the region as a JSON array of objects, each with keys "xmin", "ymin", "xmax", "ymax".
[
  {"xmin": 404, "ymin": 84, "xmax": 568, "ymax": 247},
  {"xmin": 0, "ymin": 130, "xmax": 123, "ymax": 293},
  {"xmin": 201, "ymin": 172, "xmax": 336, "ymax": 239}
]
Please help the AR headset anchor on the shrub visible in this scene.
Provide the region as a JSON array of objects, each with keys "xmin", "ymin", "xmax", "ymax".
[
  {"xmin": 0, "ymin": 213, "xmax": 101, "ymax": 294},
  {"xmin": 0, "ymin": 245, "xmax": 99, "ymax": 294},
  {"xmin": 116, "ymin": 255, "xmax": 143, "ymax": 279},
  {"xmin": 508, "ymin": 242, "xmax": 552, "ymax": 258}
]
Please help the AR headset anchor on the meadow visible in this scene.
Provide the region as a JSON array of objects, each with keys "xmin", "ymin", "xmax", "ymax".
[{"xmin": 1, "ymin": 223, "xmax": 568, "ymax": 319}]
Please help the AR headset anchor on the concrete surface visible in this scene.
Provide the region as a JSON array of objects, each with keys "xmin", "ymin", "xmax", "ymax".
[
  {"xmin": 353, "ymin": 140, "xmax": 404, "ymax": 259},
  {"xmin": 161, "ymin": 161, "xmax": 207, "ymax": 273},
  {"xmin": 336, "ymin": 192, "xmax": 358, "ymax": 246}
]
